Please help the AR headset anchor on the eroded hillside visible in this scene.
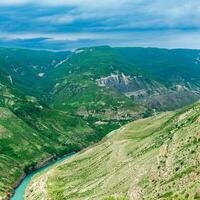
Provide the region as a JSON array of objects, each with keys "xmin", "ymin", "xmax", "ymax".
[{"xmin": 26, "ymin": 101, "xmax": 200, "ymax": 200}]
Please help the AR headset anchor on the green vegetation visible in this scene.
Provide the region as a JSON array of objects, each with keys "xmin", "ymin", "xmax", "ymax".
[
  {"xmin": 0, "ymin": 47, "xmax": 142, "ymax": 199},
  {"xmin": 0, "ymin": 62, "xmax": 98, "ymax": 199},
  {"xmin": 39, "ymin": 46, "xmax": 200, "ymax": 113},
  {"xmin": 0, "ymin": 96, "xmax": 99, "ymax": 199},
  {"xmin": 26, "ymin": 101, "xmax": 200, "ymax": 200},
  {"xmin": 103, "ymin": 197, "xmax": 128, "ymax": 200},
  {"xmin": 0, "ymin": 47, "xmax": 69, "ymax": 94},
  {"xmin": 0, "ymin": 46, "xmax": 200, "ymax": 199}
]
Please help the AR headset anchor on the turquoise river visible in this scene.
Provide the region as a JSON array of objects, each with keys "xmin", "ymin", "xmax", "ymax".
[{"xmin": 11, "ymin": 153, "xmax": 75, "ymax": 200}]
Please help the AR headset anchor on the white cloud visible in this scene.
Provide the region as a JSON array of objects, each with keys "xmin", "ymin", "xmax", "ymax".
[
  {"xmin": 0, "ymin": 0, "xmax": 28, "ymax": 6},
  {"xmin": 34, "ymin": 0, "xmax": 200, "ymax": 29},
  {"xmin": 1, "ymin": 0, "xmax": 200, "ymax": 49},
  {"xmin": 2, "ymin": 30, "xmax": 200, "ymax": 49},
  {"xmin": 0, "ymin": 0, "xmax": 127, "ymax": 7},
  {"xmin": 0, "ymin": 32, "xmax": 120, "ymax": 41}
]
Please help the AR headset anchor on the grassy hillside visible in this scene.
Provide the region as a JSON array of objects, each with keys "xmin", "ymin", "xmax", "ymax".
[
  {"xmin": 0, "ymin": 47, "xmax": 70, "ymax": 94},
  {"xmin": 1, "ymin": 46, "xmax": 200, "ymax": 114},
  {"xmin": 1, "ymin": 46, "xmax": 200, "ymax": 199},
  {"xmin": 0, "ymin": 72, "xmax": 102, "ymax": 199},
  {"xmin": 114, "ymin": 47, "xmax": 200, "ymax": 84},
  {"xmin": 45, "ymin": 73, "xmax": 143, "ymax": 130},
  {"xmin": 37, "ymin": 47, "xmax": 145, "ymax": 131},
  {"xmin": 0, "ymin": 46, "xmax": 144, "ymax": 135},
  {"xmin": 26, "ymin": 101, "xmax": 200, "ymax": 200},
  {"xmin": 0, "ymin": 107, "xmax": 94, "ymax": 198}
]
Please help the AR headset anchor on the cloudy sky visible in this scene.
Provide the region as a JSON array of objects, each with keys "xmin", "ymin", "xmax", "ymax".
[{"xmin": 0, "ymin": 0, "xmax": 199, "ymax": 50}]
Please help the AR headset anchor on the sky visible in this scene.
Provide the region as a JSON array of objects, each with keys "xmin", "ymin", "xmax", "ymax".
[{"xmin": 0, "ymin": 0, "xmax": 200, "ymax": 50}]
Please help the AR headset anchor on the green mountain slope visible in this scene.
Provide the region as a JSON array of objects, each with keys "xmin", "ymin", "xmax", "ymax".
[
  {"xmin": 1, "ymin": 46, "xmax": 200, "ymax": 199},
  {"xmin": 0, "ymin": 72, "xmax": 101, "ymax": 199},
  {"xmin": 114, "ymin": 47, "xmax": 200, "ymax": 83},
  {"xmin": 2, "ymin": 46, "xmax": 200, "ymax": 122},
  {"xmin": 0, "ymin": 47, "xmax": 143, "ymax": 199},
  {"xmin": 0, "ymin": 47, "xmax": 70, "ymax": 94},
  {"xmin": 0, "ymin": 46, "xmax": 144, "ymax": 135},
  {"xmin": 39, "ymin": 46, "xmax": 200, "ymax": 116},
  {"xmin": 37, "ymin": 47, "xmax": 145, "ymax": 133},
  {"xmin": 26, "ymin": 101, "xmax": 200, "ymax": 200}
]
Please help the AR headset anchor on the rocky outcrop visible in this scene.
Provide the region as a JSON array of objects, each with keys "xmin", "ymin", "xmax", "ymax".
[{"xmin": 96, "ymin": 72, "xmax": 200, "ymax": 111}]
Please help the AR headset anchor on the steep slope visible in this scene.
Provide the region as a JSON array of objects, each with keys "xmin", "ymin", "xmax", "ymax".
[
  {"xmin": 26, "ymin": 101, "xmax": 200, "ymax": 200},
  {"xmin": 0, "ymin": 73, "xmax": 100, "ymax": 200},
  {"xmin": 0, "ymin": 47, "xmax": 143, "ymax": 199}
]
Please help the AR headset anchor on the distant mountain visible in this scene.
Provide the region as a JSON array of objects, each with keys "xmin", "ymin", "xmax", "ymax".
[
  {"xmin": 1, "ymin": 46, "xmax": 200, "ymax": 119},
  {"xmin": 38, "ymin": 46, "xmax": 200, "ymax": 114},
  {"xmin": 26, "ymin": 100, "xmax": 200, "ymax": 200},
  {"xmin": 0, "ymin": 47, "xmax": 70, "ymax": 94}
]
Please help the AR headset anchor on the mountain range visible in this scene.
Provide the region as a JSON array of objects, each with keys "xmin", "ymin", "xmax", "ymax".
[{"xmin": 0, "ymin": 46, "xmax": 200, "ymax": 199}]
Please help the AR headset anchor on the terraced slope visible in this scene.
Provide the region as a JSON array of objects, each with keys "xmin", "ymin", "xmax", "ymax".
[{"xmin": 26, "ymin": 101, "xmax": 200, "ymax": 200}]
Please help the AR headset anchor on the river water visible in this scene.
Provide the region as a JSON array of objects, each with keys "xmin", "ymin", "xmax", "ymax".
[{"xmin": 11, "ymin": 153, "xmax": 75, "ymax": 200}]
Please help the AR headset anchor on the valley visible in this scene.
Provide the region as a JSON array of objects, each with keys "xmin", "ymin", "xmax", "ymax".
[
  {"xmin": 0, "ymin": 46, "xmax": 200, "ymax": 199},
  {"xmin": 1, "ymin": 1, "xmax": 200, "ymax": 199}
]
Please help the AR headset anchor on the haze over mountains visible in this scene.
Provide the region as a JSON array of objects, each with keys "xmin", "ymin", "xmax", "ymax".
[{"xmin": 0, "ymin": 46, "xmax": 200, "ymax": 199}]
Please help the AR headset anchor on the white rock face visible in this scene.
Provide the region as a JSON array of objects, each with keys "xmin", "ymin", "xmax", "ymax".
[
  {"xmin": 96, "ymin": 72, "xmax": 130, "ymax": 87},
  {"xmin": 38, "ymin": 73, "xmax": 45, "ymax": 77},
  {"xmin": 75, "ymin": 49, "xmax": 85, "ymax": 54},
  {"xmin": 121, "ymin": 73, "xmax": 130, "ymax": 85},
  {"xmin": 8, "ymin": 75, "xmax": 13, "ymax": 85},
  {"xmin": 97, "ymin": 73, "xmax": 119, "ymax": 86},
  {"xmin": 54, "ymin": 58, "xmax": 69, "ymax": 68}
]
